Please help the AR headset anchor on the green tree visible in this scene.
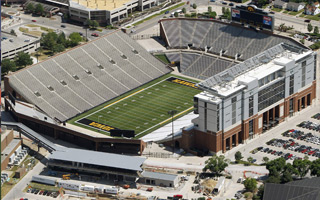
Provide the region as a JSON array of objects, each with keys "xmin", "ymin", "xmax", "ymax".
[
  {"xmin": 92, "ymin": 20, "xmax": 99, "ymax": 29},
  {"xmin": 308, "ymin": 23, "xmax": 313, "ymax": 32},
  {"xmin": 203, "ymin": 155, "xmax": 229, "ymax": 176},
  {"xmin": 314, "ymin": 26, "xmax": 319, "ymax": 34},
  {"xmin": 266, "ymin": 175, "xmax": 281, "ymax": 184},
  {"xmin": 222, "ymin": 7, "xmax": 226, "ymax": 14},
  {"xmin": 15, "ymin": 52, "xmax": 33, "ymax": 67},
  {"xmin": 256, "ymin": 184, "xmax": 264, "ymax": 199},
  {"xmin": 26, "ymin": 3, "xmax": 34, "ymax": 13},
  {"xmin": 244, "ymin": 178, "xmax": 257, "ymax": 192},
  {"xmin": 182, "ymin": 7, "xmax": 186, "ymax": 14},
  {"xmin": 235, "ymin": 151, "xmax": 243, "ymax": 163},
  {"xmin": 266, "ymin": 157, "xmax": 286, "ymax": 176},
  {"xmin": 10, "ymin": 29, "xmax": 16, "ymax": 36},
  {"xmin": 68, "ymin": 32, "xmax": 82, "ymax": 47},
  {"xmin": 1, "ymin": 59, "xmax": 17, "ymax": 74},
  {"xmin": 208, "ymin": 6, "xmax": 212, "ymax": 13},
  {"xmin": 247, "ymin": 156, "xmax": 254, "ymax": 163},
  {"xmin": 41, "ymin": 32, "xmax": 58, "ymax": 51},
  {"xmin": 209, "ymin": 11, "xmax": 217, "ymax": 18},
  {"xmin": 174, "ymin": 12, "xmax": 179, "ymax": 17},
  {"xmin": 52, "ymin": 44, "xmax": 65, "ymax": 53},
  {"xmin": 57, "ymin": 32, "xmax": 67, "ymax": 46},
  {"xmin": 35, "ymin": 3, "xmax": 44, "ymax": 16},
  {"xmin": 310, "ymin": 159, "xmax": 320, "ymax": 177},
  {"xmin": 293, "ymin": 159, "xmax": 312, "ymax": 179},
  {"xmin": 263, "ymin": 157, "xmax": 269, "ymax": 164},
  {"xmin": 193, "ymin": 3, "xmax": 197, "ymax": 9}
]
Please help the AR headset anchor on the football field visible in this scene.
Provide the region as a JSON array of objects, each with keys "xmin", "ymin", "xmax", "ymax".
[{"xmin": 69, "ymin": 75, "xmax": 200, "ymax": 138}]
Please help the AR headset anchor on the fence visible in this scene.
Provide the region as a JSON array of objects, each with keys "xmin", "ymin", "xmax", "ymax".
[
  {"xmin": 142, "ymin": 151, "xmax": 173, "ymax": 158},
  {"xmin": 130, "ymin": 33, "xmax": 159, "ymax": 40}
]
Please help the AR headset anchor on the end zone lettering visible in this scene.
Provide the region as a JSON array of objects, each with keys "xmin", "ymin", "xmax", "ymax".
[
  {"xmin": 166, "ymin": 77, "xmax": 199, "ymax": 89},
  {"xmin": 76, "ymin": 118, "xmax": 118, "ymax": 132}
]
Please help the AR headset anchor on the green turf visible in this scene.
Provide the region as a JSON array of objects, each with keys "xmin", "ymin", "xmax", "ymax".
[
  {"xmin": 155, "ymin": 54, "xmax": 170, "ymax": 64},
  {"xmin": 68, "ymin": 74, "xmax": 200, "ymax": 138}
]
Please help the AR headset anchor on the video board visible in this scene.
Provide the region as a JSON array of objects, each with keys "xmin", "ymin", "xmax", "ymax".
[{"xmin": 231, "ymin": 5, "xmax": 274, "ymax": 31}]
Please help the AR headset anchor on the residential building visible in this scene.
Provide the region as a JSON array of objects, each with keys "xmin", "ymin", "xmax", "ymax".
[
  {"xmin": 305, "ymin": 4, "xmax": 320, "ymax": 15},
  {"xmin": 286, "ymin": 2, "xmax": 305, "ymax": 12},
  {"xmin": 274, "ymin": 0, "xmax": 287, "ymax": 9}
]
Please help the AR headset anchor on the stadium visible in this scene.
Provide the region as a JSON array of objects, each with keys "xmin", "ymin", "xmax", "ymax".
[{"xmin": 3, "ymin": 14, "xmax": 316, "ymax": 154}]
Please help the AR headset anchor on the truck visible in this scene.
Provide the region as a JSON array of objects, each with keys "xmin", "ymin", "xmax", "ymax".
[
  {"xmin": 104, "ymin": 186, "xmax": 118, "ymax": 194},
  {"xmin": 81, "ymin": 185, "xmax": 95, "ymax": 192},
  {"xmin": 32, "ymin": 175, "xmax": 57, "ymax": 186},
  {"xmin": 213, "ymin": 177, "xmax": 225, "ymax": 195}
]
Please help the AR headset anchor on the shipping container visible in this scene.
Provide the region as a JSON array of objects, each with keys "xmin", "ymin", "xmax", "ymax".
[{"xmin": 32, "ymin": 175, "xmax": 57, "ymax": 186}]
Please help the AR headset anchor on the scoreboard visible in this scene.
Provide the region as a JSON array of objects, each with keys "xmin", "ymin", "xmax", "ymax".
[{"xmin": 231, "ymin": 5, "xmax": 274, "ymax": 31}]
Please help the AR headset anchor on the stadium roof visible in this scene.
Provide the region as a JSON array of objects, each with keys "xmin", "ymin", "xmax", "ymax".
[
  {"xmin": 141, "ymin": 171, "xmax": 178, "ymax": 181},
  {"xmin": 7, "ymin": 30, "xmax": 171, "ymax": 122},
  {"xmin": 263, "ymin": 177, "xmax": 320, "ymax": 200},
  {"xmin": 49, "ymin": 147, "xmax": 146, "ymax": 171}
]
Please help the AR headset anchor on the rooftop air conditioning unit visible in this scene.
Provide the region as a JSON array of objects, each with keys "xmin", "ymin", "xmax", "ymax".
[
  {"xmin": 72, "ymin": 75, "xmax": 80, "ymax": 80},
  {"xmin": 34, "ymin": 91, "xmax": 41, "ymax": 97},
  {"xmin": 60, "ymin": 80, "xmax": 67, "ymax": 86}
]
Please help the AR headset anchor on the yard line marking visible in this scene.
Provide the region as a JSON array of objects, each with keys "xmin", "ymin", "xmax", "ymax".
[{"xmin": 104, "ymin": 88, "xmax": 145, "ymax": 108}]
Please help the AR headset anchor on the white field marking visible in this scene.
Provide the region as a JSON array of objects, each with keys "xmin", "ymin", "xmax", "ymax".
[
  {"xmin": 75, "ymin": 76, "xmax": 176, "ymax": 124},
  {"xmin": 152, "ymin": 118, "xmax": 157, "ymax": 121},
  {"xmin": 136, "ymin": 106, "xmax": 193, "ymax": 137},
  {"xmin": 144, "ymin": 122, "xmax": 149, "ymax": 125}
]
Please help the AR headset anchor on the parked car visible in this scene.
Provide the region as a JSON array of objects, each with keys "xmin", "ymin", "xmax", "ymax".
[
  {"xmin": 31, "ymin": 19, "xmax": 36, "ymax": 22},
  {"xmin": 61, "ymin": 24, "xmax": 66, "ymax": 28},
  {"xmin": 91, "ymin": 33, "xmax": 99, "ymax": 37}
]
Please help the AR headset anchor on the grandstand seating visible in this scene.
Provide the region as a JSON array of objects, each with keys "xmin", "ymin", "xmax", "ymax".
[
  {"xmin": 8, "ymin": 31, "xmax": 171, "ymax": 122},
  {"xmin": 161, "ymin": 19, "xmax": 305, "ymax": 61},
  {"xmin": 166, "ymin": 52, "xmax": 235, "ymax": 80}
]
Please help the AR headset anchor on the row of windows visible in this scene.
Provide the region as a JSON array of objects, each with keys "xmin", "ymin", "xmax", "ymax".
[
  {"xmin": 258, "ymin": 71, "xmax": 283, "ymax": 87},
  {"xmin": 258, "ymin": 79, "xmax": 285, "ymax": 112},
  {"xmin": 289, "ymin": 74, "xmax": 294, "ymax": 95},
  {"xmin": 249, "ymin": 95, "xmax": 254, "ymax": 117},
  {"xmin": 232, "ymin": 97, "xmax": 237, "ymax": 125}
]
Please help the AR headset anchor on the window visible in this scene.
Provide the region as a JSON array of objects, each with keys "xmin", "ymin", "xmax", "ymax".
[
  {"xmin": 258, "ymin": 79, "xmax": 285, "ymax": 111},
  {"xmin": 270, "ymin": 73, "xmax": 275, "ymax": 81},
  {"xmin": 301, "ymin": 64, "xmax": 306, "ymax": 87},
  {"xmin": 259, "ymin": 79, "xmax": 264, "ymax": 87},
  {"xmin": 193, "ymin": 97, "xmax": 199, "ymax": 114},
  {"xmin": 314, "ymin": 55, "xmax": 317, "ymax": 80},
  {"xmin": 217, "ymin": 110, "xmax": 220, "ymax": 131},
  {"xmin": 204, "ymin": 102, "xmax": 207, "ymax": 130},
  {"xmin": 232, "ymin": 97, "xmax": 237, "ymax": 125},
  {"xmin": 249, "ymin": 120, "xmax": 254, "ymax": 139},
  {"xmin": 289, "ymin": 75, "xmax": 294, "ymax": 95},
  {"xmin": 249, "ymin": 95, "xmax": 254, "ymax": 117}
]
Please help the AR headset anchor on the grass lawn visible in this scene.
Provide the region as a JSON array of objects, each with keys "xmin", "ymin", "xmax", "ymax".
[
  {"xmin": 69, "ymin": 74, "xmax": 200, "ymax": 138},
  {"xmin": 299, "ymin": 13, "xmax": 305, "ymax": 17},
  {"xmin": 25, "ymin": 24, "xmax": 54, "ymax": 32},
  {"xmin": 288, "ymin": 9, "xmax": 304, "ymax": 16},
  {"xmin": 283, "ymin": 10, "xmax": 289, "ymax": 14},
  {"xmin": 305, "ymin": 14, "xmax": 320, "ymax": 21},
  {"xmin": 271, "ymin": 8, "xmax": 282, "ymax": 12},
  {"xmin": 133, "ymin": 2, "xmax": 185, "ymax": 26},
  {"xmin": 155, "ymin": 54, "xmax": 170, "ymax": 64},
  {"xmin": 24, "ymin": 182, "xmax": 59, "ymax": 192}
]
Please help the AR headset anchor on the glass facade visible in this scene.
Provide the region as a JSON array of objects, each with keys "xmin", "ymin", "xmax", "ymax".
[
  {"xmin": 249, "ymin": 95, "xmax": 254, "ymax": 117},
  {"xmin": 232, "ymin": 97, "xmax": 237, "ymax": 125},
  {"xmin": 289, "ymin": 75, "xmax": 294, "ymax": 96},
  {"xmin": 258, "ymin": 79, "xmax": 285, "ymax": 112}
]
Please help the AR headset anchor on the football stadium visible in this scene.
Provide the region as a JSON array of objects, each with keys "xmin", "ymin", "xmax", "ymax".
[{"xmin": 3, "ymin": 9, "xmax": 315, "ymax": 154}]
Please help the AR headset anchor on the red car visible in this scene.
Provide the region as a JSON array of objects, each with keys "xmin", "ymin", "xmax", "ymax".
[
  {"xmin": 308, "ymin": 151, "xmax": 315, "ymax": 155},
  {"xmin": 301, "ymin": 149, "xmax": 308, "ymax": 154},
  {"xmin": 174, "ymin": 195, "xmax": 183, "ymax": 198},
  {"xmin": 271, "ymin": 151, "xmax": 276, "ymax": 155},
  {"xmin": 32, "ymin": 19, "xmax": 36, "ymax": 22},
  {"xmin": 287, "ymin": 154, "xmax": 293, "ymax": 159},
  {"xmin": 91, "ymin": 33, "xmax": 99, "ymax": 37}
]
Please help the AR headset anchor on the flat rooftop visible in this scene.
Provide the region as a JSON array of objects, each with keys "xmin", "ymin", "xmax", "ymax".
[
  {"xmin": 2, "ymin": 32, "xmax": 39, "ymax": 53},
  {"xmin": 1, "ymin": 139, "xmax": 20, "ymax": 156},
  {"xmin": 49, "ymin": 147, "xmax": 146, "ymax": 171},
  {"xmin": 1, "ymin": 130, "xmax": 12, "ymax": 143},
  {"xmin": 70, "ymin": 0, "xmax": 134, "ymax": 11},
  {"xmin": 141, "ymin": 171, "xmax": 178, "ymax": 181}
]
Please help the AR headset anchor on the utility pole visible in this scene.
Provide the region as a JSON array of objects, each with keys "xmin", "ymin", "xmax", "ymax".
[{"xmin": 167, "ymin": 110, "xmax": 177, "ymax": 155}]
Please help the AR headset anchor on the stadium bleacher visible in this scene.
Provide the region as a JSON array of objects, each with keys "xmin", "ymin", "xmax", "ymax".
[
  {"xmin": 7, "ymin": 31, "xmax": 171, "ymax": 122},
  {"xmin": 166, "ymin": 52, "xmax": 235, "ymax": 80},
  {"xmin": 161, "ymin": 19, "xmax": 304, "ymax": 61}
]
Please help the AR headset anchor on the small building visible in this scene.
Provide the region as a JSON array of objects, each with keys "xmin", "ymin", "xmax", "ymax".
[
  {"xmin": 1, "ymin": 130, "xmax": 22, "ymax": 171},
  {"xmin": 305, "ymin": 3, "xmax": 320, "ymax": 15},
  {"xmin": 14, "ymin": 167, "xmax": 26, "ymax": 178},
  {"xmin": 286, "ymin": 2, "xmax": 305, "ymax": 12},
  {"xmin": 274, "ymin": 0, "xmax": 287, "ymax": 9},
  {"xmin": 139, "ymin": 171, "xmax": 179, "ymax": 188}
]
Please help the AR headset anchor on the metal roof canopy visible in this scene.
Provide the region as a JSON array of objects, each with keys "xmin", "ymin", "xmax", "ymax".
[
  {"xmin": 196, "ymin": 43, "xmax": 307, "ymax": 93},
  {"xmin": 141, "ymin": 171, "xmax": 178, "ymax": 181},
  {"xmin": 49, "ymin": 148, "xmax": 146, "ymax": 172}
]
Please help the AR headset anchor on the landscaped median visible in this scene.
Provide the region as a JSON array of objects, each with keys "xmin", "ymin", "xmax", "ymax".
[{"xmin": 132, "ymin": 2, "xmax": 185, "ymax": 26}]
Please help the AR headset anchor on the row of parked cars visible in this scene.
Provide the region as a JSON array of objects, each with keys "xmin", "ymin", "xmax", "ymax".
[
  {"xmin": 297, "ymin": 121, "xmax": 320, "ymax": 132},
  {"xmin": 283, "ymin": 129, "xmax": 320, "ymax": 145},
  {"xmin": 27, "ymin": 188, "xmax": 58, "ymax": 198},
  {"xmin": 313, "ymin": 113, "xmax": 320, "ymax": 120},
  {"xmin": 266, "ymin": 138, "xmax": 320, "ymax": 158},
  {"xmin": 255, "ymin": 146, "xmax": 298, "ymax": 160}
]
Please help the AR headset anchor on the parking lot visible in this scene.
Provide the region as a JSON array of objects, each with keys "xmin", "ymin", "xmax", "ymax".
[
  {"xmin": 226, "ymin": 105, "xmax": 320, "ymax": 165},
  {"xmin": 26, "ymin": 188, "xmax": 59, "ymax": 199}
]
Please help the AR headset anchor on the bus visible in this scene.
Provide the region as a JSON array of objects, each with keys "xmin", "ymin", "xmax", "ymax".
[{"xmin": 213, "ymin": 177, "xmax": 225, "ymax": 195}]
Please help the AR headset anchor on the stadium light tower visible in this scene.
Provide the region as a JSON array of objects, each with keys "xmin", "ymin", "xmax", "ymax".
[
  {"xmin": 168, "ymin": 110, "xmax": 177, "ymax": 155},
  {"xmin": 98, "ymin": 115, "xmax": 102, "ymax": 132}
]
